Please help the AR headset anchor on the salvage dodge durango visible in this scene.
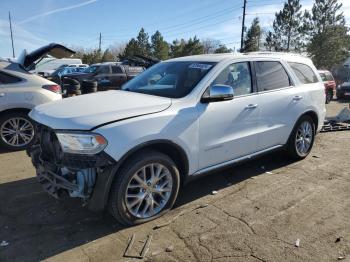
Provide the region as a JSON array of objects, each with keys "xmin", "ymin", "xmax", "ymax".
[{"xmin": 27, "ymin": 53, "xmax": 326, "ymax": 225}]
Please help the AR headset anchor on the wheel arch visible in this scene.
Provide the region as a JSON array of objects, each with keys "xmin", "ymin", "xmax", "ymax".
[
  {"xmin": 301, "ymin": 110, "xmax": 319, "ymax": 132},
  {"xmin": 89, "ymin": 139, "xmax": 190, "ymax": 212},
  {"xmin": 0, "ymin": 107, "xmax": 32, "ymax": 117}
]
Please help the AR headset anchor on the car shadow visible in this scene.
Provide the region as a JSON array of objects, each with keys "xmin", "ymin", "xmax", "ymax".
[{"xmin": 0, "ymin": 151, "xmax": 295, "ymax": 262}]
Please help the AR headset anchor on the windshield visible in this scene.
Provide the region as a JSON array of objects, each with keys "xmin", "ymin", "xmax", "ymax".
[
  {"xmin": 122, "ymin": 61, "xmax": 216, "ymax": 98},
  {"xmin": 84, "ymin": 66, "xmax": 99, "ymax": 73}
]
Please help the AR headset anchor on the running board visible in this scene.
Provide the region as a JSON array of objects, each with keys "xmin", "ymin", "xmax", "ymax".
[{"xmin": 193, "ymin": 145, "xmax": 283, "ymax": 176}]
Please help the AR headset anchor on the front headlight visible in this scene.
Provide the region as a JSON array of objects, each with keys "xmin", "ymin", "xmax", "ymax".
[{"xmin": 56, "ymin": 132, "xmax": 107, "ymax": 155}]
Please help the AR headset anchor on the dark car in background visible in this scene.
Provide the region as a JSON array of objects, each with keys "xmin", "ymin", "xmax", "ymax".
[
  {"xmin": 318, "ymin": 70, "xmax": 336, "ymax": 103},
  {"xmin": 63, "ymin": 62, "xmax": 145, "ymax": 90},
  {"xmin": 336, "ymin": 79, "xmax": 350, "ymax": 100},
  {"xmin": 46, "ymin": 66, "xmax": 86, "ymax": 85}
]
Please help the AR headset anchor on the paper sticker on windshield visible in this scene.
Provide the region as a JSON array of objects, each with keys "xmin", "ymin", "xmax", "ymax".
[{"xmin": 189, "ymin": 63, "xmax": 212, "ymax": 70}]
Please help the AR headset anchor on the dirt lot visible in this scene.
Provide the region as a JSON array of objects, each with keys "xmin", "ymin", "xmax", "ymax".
[{"xmin": 0, "ymin": 101, "xmax": 349, "ymax": 262}]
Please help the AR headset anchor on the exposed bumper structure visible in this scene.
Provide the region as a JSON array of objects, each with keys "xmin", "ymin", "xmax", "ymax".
[{"xmin": 27, "ymin": 122, "xmax": 116, "ymax": 209}]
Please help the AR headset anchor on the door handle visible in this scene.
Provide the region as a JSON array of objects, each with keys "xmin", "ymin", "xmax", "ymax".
[
  {"xmin": 245, "ymin": 104, "xmax": 258, "ymax": 109},
  {"xmin": 0, "ymin": 93, "xmax": 5, "ymax": 97},
  {"xmin": 293, "ymin": 95, "xmax": 303, "ymax": 101}
]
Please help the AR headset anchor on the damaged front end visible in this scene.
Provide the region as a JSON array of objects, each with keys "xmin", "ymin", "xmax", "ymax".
[{"xmin": 27, "ymin": 123, "xmax": 116, "ymax": 208}]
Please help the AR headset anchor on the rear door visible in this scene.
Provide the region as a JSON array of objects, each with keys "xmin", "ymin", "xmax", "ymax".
[
  {"xmin": 253, "ymin": 60, "xmax": 306, "ymax": 150},
  {"xmin": 111, "ymin": 65, "xmax": 127, "ymax": 88},
  {"xmin": 95, "ymin": 65, "xmax": 112, "ymax": 87}
]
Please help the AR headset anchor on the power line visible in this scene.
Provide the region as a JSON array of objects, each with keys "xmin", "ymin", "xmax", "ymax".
[{"xmin": 8, "ymin": 11, "xmax": 15, "ymax": 58}]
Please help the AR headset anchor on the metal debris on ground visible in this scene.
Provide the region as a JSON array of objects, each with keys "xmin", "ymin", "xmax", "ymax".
[
  {"xmin": 212, "ymin": 190, "xmax": 218, "ymax": 195},
  {"xmin": 123, "ymin": 234, "xmax": 152, "ymax": 259},
  {"xmin": 295, "ymin": 239, "xmax": 300, "ymax": 247},
  {"xmin": 165, "ymin": 245, "xmax": 174, "ymax": 252},
  {"xmin": 338, "ymin": 255, "xmax": 346, "ymax": 260},
  {"xmin": 321, "ymin": 106, "xmax": 350, "ymax": 133},
  {"xmin": 265, "ymin": 171, "xmax": 274, "ymax": 175},
  {"xmin": 0, "ymin": 240, "xmax": 9, "ymax": 247},
  {"xmin": 335, "ymin": 236, "xmax": 343, "ymax": 243}
]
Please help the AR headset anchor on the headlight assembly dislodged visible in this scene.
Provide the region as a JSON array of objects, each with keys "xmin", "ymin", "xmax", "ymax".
[{"xmin": 56, "ymin": 132, "xmax": 107, "ymax": 155}]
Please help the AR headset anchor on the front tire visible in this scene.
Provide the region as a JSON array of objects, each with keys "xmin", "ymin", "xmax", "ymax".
[
  {"xmin": 108, "ymin": 150, "xmax": 180, "ymax": 225},
  {"xmin": 287, "ymin": 115, "xmax": 315, "ymax": 159},
  {"xmin": 0, "ymin": 112, "xmax": 34, "ymax": 151}
]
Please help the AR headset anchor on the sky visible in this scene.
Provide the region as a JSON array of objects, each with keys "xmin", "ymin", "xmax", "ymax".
[{"xmin": 0, "ymin": 0, "xmax": 350, "ymax": 58}]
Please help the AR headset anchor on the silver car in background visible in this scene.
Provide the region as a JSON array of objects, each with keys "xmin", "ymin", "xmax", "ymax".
[{"xmin": 0, "ymin": 43, "xmax": 75, "ymax": 150}]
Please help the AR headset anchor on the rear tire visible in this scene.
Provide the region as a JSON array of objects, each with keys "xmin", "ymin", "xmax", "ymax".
[
  {"xmin": 0, "ymin": 111, "xmax": 34, "ymax": 151},
  {"xmin": 325, "ymin": 90, "xmax": 333, "ymax": 104},
  {"xmin": 287, "ymin": 115, "xmax": 315, "ymax": 159},
  {"xmin": 108, "ymin": 150, "xmax": 180, "ymax": 225}
]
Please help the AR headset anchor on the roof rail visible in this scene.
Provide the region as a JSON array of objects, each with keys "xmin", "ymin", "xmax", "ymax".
[{"xmin": 243, "ymin": 51, "xmax": 308, "ymax": 58}]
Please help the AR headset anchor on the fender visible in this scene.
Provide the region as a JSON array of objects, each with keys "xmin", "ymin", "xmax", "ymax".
[{"xmin": 87, "ymin": 139, "xmax": 189, "ymax": 212}]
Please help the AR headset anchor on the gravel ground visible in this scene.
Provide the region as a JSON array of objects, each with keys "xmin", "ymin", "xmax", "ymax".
[{"xmin": 0, "ymin": 101, "xmax": 349, "ymax": 262}]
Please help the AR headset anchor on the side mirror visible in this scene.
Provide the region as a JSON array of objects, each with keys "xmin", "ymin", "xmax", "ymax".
[{"xmin": 201, "ymin": 84, "xmax": 234, "ymax": 103}]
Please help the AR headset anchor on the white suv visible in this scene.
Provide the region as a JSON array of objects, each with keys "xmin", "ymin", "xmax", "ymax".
[{"xmin": 28, "ymin": 53, "xmax": 326, "ymax": 225}]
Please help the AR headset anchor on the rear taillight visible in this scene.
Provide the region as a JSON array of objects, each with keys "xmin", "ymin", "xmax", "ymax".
[{"xmin": 42, "ymin": 84, "xmax": 61, "ymax": 94}]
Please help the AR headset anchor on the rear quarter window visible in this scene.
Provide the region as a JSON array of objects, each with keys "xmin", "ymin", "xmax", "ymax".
[
  {"xmin": 255, "ymin": 61, "xmax": 291, "ymax": 91},
  {"xmin": 326, "ymin": 72, "xmax": 334, "ymax": 81},
  {"xmin": 289, "ymin": 62, "xmax": 319, "ymax": 84},
  {"xmin": 0, "ymin": 71, "xmax": 22, "ymax": 84}
]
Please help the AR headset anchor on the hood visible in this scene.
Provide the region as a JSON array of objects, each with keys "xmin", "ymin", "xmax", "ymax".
[
  {"xmin": 29, "ymin": 91, "xmax": 172, "ymax": 130},
  {"xmin": 16, "ymin": 43, "xmax": 75, "ymax": 71}
]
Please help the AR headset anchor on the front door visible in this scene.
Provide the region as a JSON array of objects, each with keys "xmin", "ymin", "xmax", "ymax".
[{"xmin": 197, "ymin": 61, "xmax": 260, "ymax": 170}]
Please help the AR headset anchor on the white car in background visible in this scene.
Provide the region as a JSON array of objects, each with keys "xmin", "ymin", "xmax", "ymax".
[
  {"xmin": 0, "ymin": 43, "xmax": 75, "ymax": 150},
  {"xmin": 28, "ymin": 52, "xmax": 326, "ymax": 225}
]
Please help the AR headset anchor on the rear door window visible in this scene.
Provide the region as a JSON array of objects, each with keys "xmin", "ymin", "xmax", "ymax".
[
  {"xmin": 99, "ymin": 66, "xmax": 110, "ymax": 74},
  {"xmin": 326, "ymin": 72, "xmax": 334, "ymax": 81},
  {"xmin": 255, "ymin": 61, "xmax": 291, "ymax": 91},
  {"xmin": 112, "ymin": 66, "xmax": 123, "ymax": 73},
  {"xmin": 289, "ymin": 62, "xmax": 319, "ymax": 84},
  {"xmin": 319, "ymin": 73, "xmax": 327, "ymax": 82},
  {"xmin": 0, "ymin": 71, "xmax": 22, "ymax": 84}
]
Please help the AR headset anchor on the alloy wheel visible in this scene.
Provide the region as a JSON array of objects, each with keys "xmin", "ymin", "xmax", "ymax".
[
  {"xmin": 125, "ymin": 163, "xmax": 173, "ymax": 218},
  {"xmin": 0, "ymin": 117, "xmax": 34, "ymax": 148},
  {"xmin": 295, "ymin": 121, "xmax": 313, "ymax": 156}
]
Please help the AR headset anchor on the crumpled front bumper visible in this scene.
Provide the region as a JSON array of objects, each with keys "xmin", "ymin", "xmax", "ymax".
[{"xmin": 27, "ymin": 122, "xmax": 116, "ymax": 209}]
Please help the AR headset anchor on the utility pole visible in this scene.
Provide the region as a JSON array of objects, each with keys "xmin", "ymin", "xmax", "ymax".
[
  {"xmin": 9, "ymin": 11, "xmax": 15, "ymax": 58},
  {"xmin": 98, "ymin": 33, "xmax": 102, "ymax": 51},
  {"xmin": 240, "ymin": 0, "xmax": 247, "ymax": 51}
]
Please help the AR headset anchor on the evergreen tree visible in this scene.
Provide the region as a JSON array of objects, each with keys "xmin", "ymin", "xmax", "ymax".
[
  {"xmin": 270, "ymin": 0, "xmax": 304, "ymax": 51},
  {"xmin": 119, "ymin": 38, "xmax": 140, "ymax": 60},
  {"xmin": 169, "ymin": 37, "xmax": 204, "ymax": 58},
  {"xmin": 264, "ymin": 31, "xmax": 277, "ymax": 51},
  {"xmin": 241, "ymin": 17, "xmax": 261, "ymax": 52},
  {"xmin": 136, "ymin": 28, "xmax": 151, "ymax": 56},
  {"xmin": 305, "ymin": 0, "xmax": 346, "ymax": 35},
  {"xmin": 182, "ymin": 37, "xmax": 204, "ymax": 56},
  {"xmin": 169, "ymin": 39, "xmax": 186, "ymax": 58},
  {"xmin": 307, "ymin": 25, "xmax": 350, "ymax": 70},
  {"xmin": 306, "ymin": 0, "xmax": 349, "ymax": 70},
  {"xmin": 151, "ymin": 31, "xmax": 169, "ymax": 60},
  {"xmin": 101, "ymin": 48, "xmax": 114, "ymax": 62},
  {"xmin": 214, "ymin": 45, "xmax": 232, "ymax": 53}
]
